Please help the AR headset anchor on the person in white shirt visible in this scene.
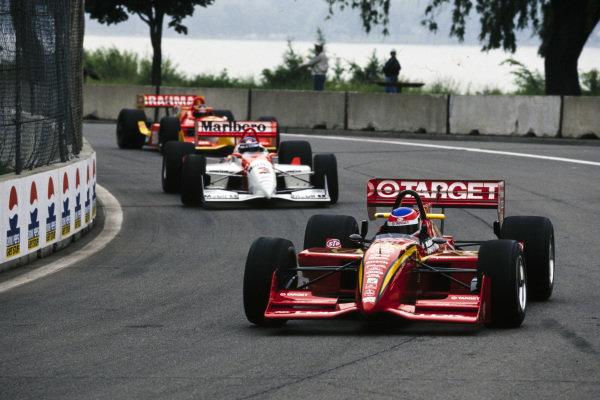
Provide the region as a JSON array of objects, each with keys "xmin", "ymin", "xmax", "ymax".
[{"xmin": 300, "ymin": 42, "xmax": 329, "ymax": 91}]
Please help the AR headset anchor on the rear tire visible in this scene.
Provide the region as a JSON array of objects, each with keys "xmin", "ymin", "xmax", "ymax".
[
  {"xmin": 478, "ymin": 240, "xmax": 527, "ymax": 328},
  {"xmin": 162, "ymin": 141, "xmax": 194, "ymax": 193},
  {"xmin": 500, "ymin": 216, "xmax": 555, "ymax": 301},
  {"xmin": 243, "ymin": 237, "xmax": 297, "ymax": 326},
  {"xmin": 181, "ymin": 154, "xmax": 206, "ymax": 206},
  {"xmin": 278, "ymin": 140, "xmax": 312, "ymax": 168},
  {"xmin": 303, "ymin": 214, "xmax": 358, "ymax": 249},
  {"xmin": 158, "ymin": 116, "xmax": 181, "ymax": 151},
  {"xmin": 213, "ymin": 109, "xmax": 235, "ymax": 121},
  {"xmin": 312, "ymin": 154, "xmax": 338, "ymax": 204},
  {"xmin": 116, "ymin": 109, "xmax": 146, "ymax": 149}
]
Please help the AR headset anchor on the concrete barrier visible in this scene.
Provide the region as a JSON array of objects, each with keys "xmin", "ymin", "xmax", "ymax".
[
  {"xmin": 83, "ymin": 84, "xmax": 598, "ymax": 139},
  {"xmin": 84, "ymin": 84, "xmax": 140, "ymax": 120},
  {"xmin": 449, "ymin": 95, "xmax": 561, "ymax": 137},
  {"xmin": 83, "ymin": 85, "xmax": 249, "ymax": 121},
  {"xmin": 347, "ymin": 93, "xmax": 447, "ymax": 133},
  {"xmin": 562, "ymin": 96, "xmax": 600, "ymax": 138},
  {"xmin": 0, "ymin": 140, "xmax": 97, "ymax": 271},
  {"xmin": 250, "ymin": 89, "xmax": 345, "ymax": 129}
]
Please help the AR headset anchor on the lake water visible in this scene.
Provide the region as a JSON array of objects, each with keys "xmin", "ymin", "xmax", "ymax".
[{"xmin": 84, "ymin": 36, "xmax": 600, "ymax": 92}]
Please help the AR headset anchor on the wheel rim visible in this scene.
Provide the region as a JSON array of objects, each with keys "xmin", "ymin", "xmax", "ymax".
[
  {"xmin": 548, "ymin": 235, "xmax": 555, "ymax": 287},
  {"xmin": 517, "ymin": 255, "xmax": 527, "ymax": 311}
]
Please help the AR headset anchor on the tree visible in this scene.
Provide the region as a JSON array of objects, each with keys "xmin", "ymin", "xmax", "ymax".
[
  {"xmin": 326, "ymin": 0, "xmax": 600, "ymax": 95},
  {"xmin": 85, "ymin": 0, "xmax": 214, "ymax": 89},
  {"xmin": 325, "ymin": 0, "xmax": 391, "ymax": 34}
]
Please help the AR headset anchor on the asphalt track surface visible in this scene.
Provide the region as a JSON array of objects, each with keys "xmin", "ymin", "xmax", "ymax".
[{"xmin": 1, "ymin": 123, "xmax": 599, "ymax": 399}]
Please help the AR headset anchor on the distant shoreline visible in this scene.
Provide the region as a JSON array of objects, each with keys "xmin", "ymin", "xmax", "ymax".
[{"xmin": 83, "ymin": 35, "xmax": 600, "ymax": 92}]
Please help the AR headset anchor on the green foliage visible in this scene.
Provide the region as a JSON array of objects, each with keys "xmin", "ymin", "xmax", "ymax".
[
  {"xmin": 85, "ymin": 0, "xmax": 216, "ymax": 86},
  {"xmin": 85, "ymin": 1, "xmax": 215, "ymax": 34},
  {"xmin": 84, "ymin": 47, "xmax": 139, "ymax": 83},
  {"xmin": 139, "ymin": 57, "xmax": 188, "ymax": 86},
  {"xmin": 83, "ymin": 43, "xmax": 600, "ymax": 96},
  {"xmin": 331, "ymin": 57, "xmax": 346, "ymax": 81},
  {"xmin": 325, "ymin": 0, "xmax": 391, "ymax": 35},
  {"xmin": 502, "ymin": 58, "xmax": 545, "ymax": 95},
  {"xmin": 187, "ymin": 70, "xmax": 256, "ymax": 89},
  {"xmin": 581, "ymin": 69, "xmax": 600, "ymax": 96},
  {"xmin": 261, "ymin": 40, "xmax": 313, "ymax": 90},
  {"xmin": 348, "ymin": 50, "xmax": 382, "ymax": 83}
]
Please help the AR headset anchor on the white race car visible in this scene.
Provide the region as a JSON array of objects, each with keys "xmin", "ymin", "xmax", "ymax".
[{"xmin": 162, "ymin": 129, "xmax": 338, "ymax": 206}]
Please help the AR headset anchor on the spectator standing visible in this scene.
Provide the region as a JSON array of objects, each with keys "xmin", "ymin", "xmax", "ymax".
[
  {"xmin": 383, "ymin": 48, "xmax": 401, "ymax": 93},
  {"xmin": 300, "ymin": 42, "xmax": 329, "ymax": 91}
]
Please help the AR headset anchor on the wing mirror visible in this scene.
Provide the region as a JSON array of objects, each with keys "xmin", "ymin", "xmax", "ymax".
[
  {"xmin": 349, "ymin": 233, "xmax": 372, "ymax": 246},
  {"xmin": 360, "ymin": 220, "xmax": 369, "ymax": 239}
]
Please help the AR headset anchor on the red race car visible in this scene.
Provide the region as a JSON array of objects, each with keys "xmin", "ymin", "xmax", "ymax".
[
  {"xmin": 116, "ymin": 94, "xmax": 278, "ymax": 153},
  {"xmin": 243, "ymin": 179, "xmax": 555, "ymax": 328}
]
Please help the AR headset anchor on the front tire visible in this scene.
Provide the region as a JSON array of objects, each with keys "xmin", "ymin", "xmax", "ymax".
[
  {"xmin": 478, "ymin": 239, "xmax": 527, "ymax": 328},
  {"xmin": 243, "ymin": 237, "xmax": 297, "ymax": 326},
  {"xmin": 303, "ymin": 214, "xmax": 358, "ymax": 249},
  {"xmin": 312, "ymin": 154, "xmax": 338, "ymax": 204},
  {"xmin": 116, "ymin": 109, "xmax": 146, "ymax": 149},
  {"xmin": 162, "ymin": 141, "xmax": 194, "ymax": 193},
  {"xmin": 500, "ymin": 216, "xmax": 555, "ymax": 301},
  {"xmin": 181, "ymin": 154, "xmax": 206, "ymax": 206}
]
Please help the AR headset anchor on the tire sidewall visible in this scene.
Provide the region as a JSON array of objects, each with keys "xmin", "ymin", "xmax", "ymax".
[
  {"xmin": 243, "ymin": 237, "xmax": 296, "ymax": 325},
  {"xmin": 478, "ymin": 239, "xmax": 527, "ymax": 328},
  {"xmin": 312, "ymin": 154, "xmax": 338, "ymax": 204},
  {"xmin": 162, "ymin": 141, "xmax": 194, "ymax": 193},
  {"xmin": 500, "ymin": 216, "xmax": 554, "ymax": 300}
]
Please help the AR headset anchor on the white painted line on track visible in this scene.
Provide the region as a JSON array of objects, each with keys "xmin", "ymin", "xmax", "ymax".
[
  {"xmin": 286, "ymin": 133, "xmax": 600, "ymax": 167},
  {"xmin": 0, "ymin": 184, "xmax": 122, "ymax": 294}
]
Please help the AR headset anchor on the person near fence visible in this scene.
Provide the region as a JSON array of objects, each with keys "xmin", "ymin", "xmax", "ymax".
[
  {"xmin": 299, "ymin": 42, "xmax": 329, "ymax": 91},
  {"xmin": 383, "ymin": 48, "xmax": 401, "ymax": 93}
]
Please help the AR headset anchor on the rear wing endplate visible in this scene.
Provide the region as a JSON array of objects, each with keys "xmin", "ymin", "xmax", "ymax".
[
  {"xmin": 367, "ymin": 179, "xmax": 505, "ymax": 222},
  {"xmin": 136, "ymin": 94, "xmax": 205, "ymax": 109}
]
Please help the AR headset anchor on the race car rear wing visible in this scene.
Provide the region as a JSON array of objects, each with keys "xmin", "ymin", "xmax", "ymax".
[
  {"xmin": 367, "ymin": 179, "xmax": 505, "ymax": 222},
  {"xmin": 194, "ymin": 120, "xmax": 278, "ymax": 149},
  {"xmin": 136, "ymin": 94, "xmax": 205, "ymax": 109}
]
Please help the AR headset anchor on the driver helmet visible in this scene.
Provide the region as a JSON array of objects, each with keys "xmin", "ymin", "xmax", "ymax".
[
  {"xmin": 193, "ymin": 104, "xmax": 213, "ymax": 116},
  {"xmin": 238, "ymin": 136, "xmax": 260, "ymax": 153},
  {"xmin": 386, "ymin": 207, "xmax": 421, "ymax": 235}
]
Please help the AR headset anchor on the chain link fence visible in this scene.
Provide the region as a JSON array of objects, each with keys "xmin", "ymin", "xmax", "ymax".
[{"xmin": 0, "ymin": 0, "xmax": 83, "ymax": 175}]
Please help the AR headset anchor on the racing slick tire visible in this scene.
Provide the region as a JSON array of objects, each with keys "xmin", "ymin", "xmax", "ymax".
[
  {"xmin": 500, "ymin": 216, "xmax": 555, "ymax": 301},
  {"xmin": 259, "ymin": 116, "xmax": 280, "ymax": 151},
  {"xmin": 478, "ymin": 239, "xmax": 527, "ymax": 328},
  {"xmin": 278, "ymin": 140, "xmax": 312, "ymax": 168},
  {"xmin": 213, "ymin": 109, "xmax": 235, "ymax": 121},
  {"xmin": 303, "ymin": 214, "xmax": 359, "ymax": 249},
  {"xmin": 181, "ymin": 154, "xmax": 206, "ymax": 206},
  {"xmin": 116, "ymin": 109, "xmax": 146, "ymax": 149},
  {"xmin": 312, "ymin": 154, "xmax": 338, "ymax": 204},
  {"xmin": 243, "ymin": 237, "xmax": 297, "ymax": 326},
  {"xmin": 162, "ymin": 141, "xmax": 195, "ymax": 193},
  {"xmin": 158, "ymin": 116, "xmax": 181, "ymax": 151}
]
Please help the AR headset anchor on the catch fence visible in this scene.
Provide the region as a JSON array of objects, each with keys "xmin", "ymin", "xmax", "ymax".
[{"xmin": 0, "ymin": 0, "xmax": 83, "ymax": 175}]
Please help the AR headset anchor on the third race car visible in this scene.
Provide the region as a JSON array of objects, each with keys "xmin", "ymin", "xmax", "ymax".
[{"xmin": 116, "ymin": 94, "xmax": 279, "ymax": 153}]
